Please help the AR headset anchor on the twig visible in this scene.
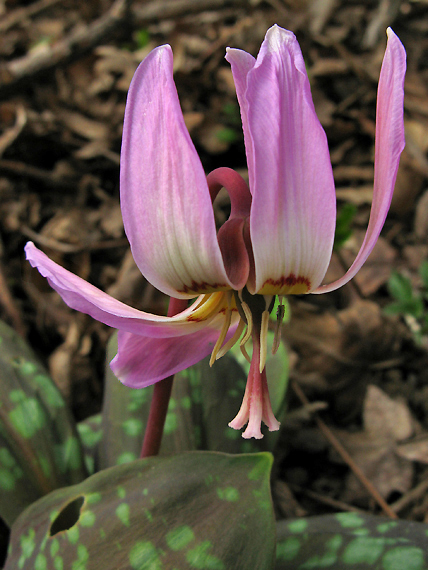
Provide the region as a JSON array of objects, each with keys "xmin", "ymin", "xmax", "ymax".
[
  {"xmin": 390, "ymin": 476, "xmax": 428, "ymax": 514},
  {"xmin": 291, "ymin": 380, "xmax": 398, "ymax": 519},
  {"xmin": 288, "ymin": 483, "xmax": 367, "ymax": 514}
]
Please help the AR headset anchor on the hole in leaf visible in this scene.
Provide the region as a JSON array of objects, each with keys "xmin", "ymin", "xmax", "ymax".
[{"xmin": 50, "ymin": 496, "xmax": 85, "ymax": 535}]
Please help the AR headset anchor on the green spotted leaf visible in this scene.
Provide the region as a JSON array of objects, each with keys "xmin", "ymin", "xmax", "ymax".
[
  {"xmin": 0, "ymin": 320, "xmax": 88, "ymax": 526},
  {"xmin": 275, "ymin": 513, "xmax": 428, "ymax": 569},
  {"xmin": 98, "ymin": 334, "xmax": 152, "ymax": 469},
  {"xmin": 5, "ymin": 452, "xmax": 275, "ymax": 570},
  {"xmin": 76, "ymin": 414, "xmax": 103, "ymax": 475}
]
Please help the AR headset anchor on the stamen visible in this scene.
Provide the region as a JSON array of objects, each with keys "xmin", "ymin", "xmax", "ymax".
[
  {"xmin": 216, "ymin": 318, "xmax": 245, "ymax": 360},
  {"xmin": 240, "ymin": 342, "xmax": 251, "ymax": 364},
  {"xmin": 239, "ymin": 301, "xmax": 253, "ymax": 344},
  {"xmin": 272, "ymin": 296, "xmax": 285, "ymax": 355},
  {"xmin": 187, "ymin": 291, "xmax": 226, "ymax": 322},
  {"xmin": 259, "ymin": 310, "xmax": 270, "ymax": 373},
  {"xmin": 209, "ymin": 292, "xmax": 233, "ymax": 366}
]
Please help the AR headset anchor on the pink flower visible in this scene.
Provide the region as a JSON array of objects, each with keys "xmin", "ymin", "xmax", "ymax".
[{"xmin": 26, "ymin": 26, "xmax": 406, "ymax": 439}]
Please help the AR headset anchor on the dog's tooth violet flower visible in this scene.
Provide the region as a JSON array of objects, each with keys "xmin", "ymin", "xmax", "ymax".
[{"xmin": 25, "ymin": 26, "xmax": 406, "ymax": 439}]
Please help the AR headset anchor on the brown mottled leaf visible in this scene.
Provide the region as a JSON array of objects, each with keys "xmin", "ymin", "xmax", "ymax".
[
  {"xmin": 0, "ymin": 320, "xmax": 87, "ymax": 526},
  {"xmin": 5, "ymin": 452, "xmax": 275, "ymax": 570},
  {"xmin": 276, "ymin": 512, "xmax": 428, "ymax": 569}
]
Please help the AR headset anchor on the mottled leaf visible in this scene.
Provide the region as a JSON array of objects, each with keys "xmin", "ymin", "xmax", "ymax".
[
  {"xmin": 276, "ymin": 513, "xmax": 428, "ymax": 569},
  {"xmin": 99, "ymin": 334, "xmax": 152, "ymax": 469},
  {"xmin": 76, "ymin": 414, "xmax": 103, "ymax": 475},
  {"xmin": 5, "ymin": 452, "xmax": 275, "ymax": 570},
  {"xmin": 0, "ymin": 320, "xmax": 87, "ymax": 526}
]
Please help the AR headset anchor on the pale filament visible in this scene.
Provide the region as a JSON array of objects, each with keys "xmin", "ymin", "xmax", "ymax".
[
  {"xmin": 239, "ymin": 301, "xmax": 253, "ymax": 363},
  {"xmin": 209, "ymin": 290, "xmax": 234, "ymax": 366},
  {"xmin": 216, "ymin": 319, "xmax": 246, "ymax": 360},
  {"xmin": 188, "ymin": 291, "xmax": 228, "ymax": 322}
]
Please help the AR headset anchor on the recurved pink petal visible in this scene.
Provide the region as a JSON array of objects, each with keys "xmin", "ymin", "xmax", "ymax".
[
  {"xmin": 25, "ymin": 242, "xmax": 222, "ymax": 338},
  {"xmin": 228, "ymin": 26, "xmax": 336, "ymax": 295},
  {"xmin": 111, "ymin": 316, "xmax": 238, "ymax": 388},
  {"xmin": 225, "ymin": 48, "xmax": 256, "ymax": 190},
  {"xmin": 121, "ymin": 45, "xmax": 234, "ymax": 298},
  {"xmin": 314, "ymin": 28, "xmax": 406, "ymax": 294}
]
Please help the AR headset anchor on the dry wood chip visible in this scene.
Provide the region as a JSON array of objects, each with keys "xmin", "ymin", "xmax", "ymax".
[
  {"xmin": 333, "ymin": 165, "xmax": 374, "ymax": 182},
  {"xmin": 57, "ymin": 109, "xmax": 110, "ymax": 141},
  {"xmin": 310, "ymin": 58, "xmax": 348, "ymax": 77},
  {"xmin": 335, "ymin": 186, "xmax": 374, "ymax": 205}
]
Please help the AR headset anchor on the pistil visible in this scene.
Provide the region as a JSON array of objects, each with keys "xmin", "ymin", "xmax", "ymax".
[
  {"xmin": 228, "ymin": 312, "xmax": 280, "ymax": 438},
  {"xmin": 208, "ymin": 287, "xmax": 281, "ymax": 438}
]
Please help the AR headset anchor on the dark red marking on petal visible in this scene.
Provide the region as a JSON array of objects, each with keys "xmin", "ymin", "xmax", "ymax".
[
  {"xmin": 265, "ymin": 274, "xmax": 311, "ymax": 291},
  {"xmin": 176, "ymin": 280, "xmax": 228, "ymax": 295}
]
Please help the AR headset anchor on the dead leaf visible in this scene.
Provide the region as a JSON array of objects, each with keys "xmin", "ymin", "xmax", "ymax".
[
  {"xmin": 364, "ymin": 384, "xmax": 413, "ymax": 441},
  {"xmin": 286, "ymin": 299, "xmax": 404, "ymax": 423},
  {"xmin": 341, "ymin": 233, "xmax": 396, "ymax": 295},
  {"xmin": 333, "ymin": 385, "xmax": 414, "ymax": 502},
  {"xmin": 397, "ymin": 436, "xmax": 428, "ymax": 464}
]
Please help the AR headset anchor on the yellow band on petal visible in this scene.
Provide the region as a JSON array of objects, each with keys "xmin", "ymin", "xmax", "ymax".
[
  {"xmin": 258, "ymin": 274, "xmax": 311, "ymax": 296},
  {"xmin": 186, "ymin": 291, "xmax": 231, "ymax": 322}
]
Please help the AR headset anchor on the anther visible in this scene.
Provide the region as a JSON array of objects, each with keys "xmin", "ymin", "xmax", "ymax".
[
  {"xmin": 209, "ymin": 292, "xmax": 233, "ymax": 366},
  {"xmin": 216, "ymin": 319, "xmax": 245, "ymax": 360},
  {"xmin": 239, "ymin": 302, "xmax": 253, "ymax": 344}
]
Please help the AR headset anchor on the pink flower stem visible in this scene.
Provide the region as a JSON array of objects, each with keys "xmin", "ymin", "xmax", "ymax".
[{"xmin": 140, "ymin": 296, "xmax": 188, "ymax": 458}]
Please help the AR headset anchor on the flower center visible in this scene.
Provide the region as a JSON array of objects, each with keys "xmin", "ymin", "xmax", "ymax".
[{"xmin": 206, "ymin": 287, "xmax": 286, "ymax": 438}]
